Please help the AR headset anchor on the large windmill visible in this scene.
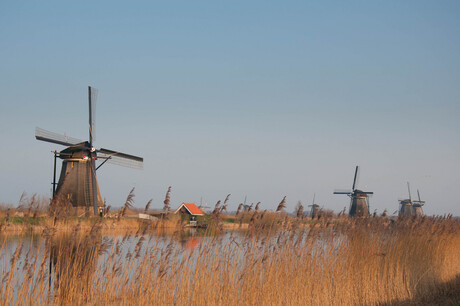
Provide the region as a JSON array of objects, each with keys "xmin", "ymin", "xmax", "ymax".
[
  {"xmin": 412, "ymin": 189, "xmax": 425, "ymax": 216},
  {"xmin": 333, "ymin": 166, "xmax": 373, "ymax": 217},
  {"xmin": 35, "ymin": 86, "xmax": 143, "ymax": 215},
  {"xmin": 398, "ymin": 182, "xmax": 413, "ymax": 217}
]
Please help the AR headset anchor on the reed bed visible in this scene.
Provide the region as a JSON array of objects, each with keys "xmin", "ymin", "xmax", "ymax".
[{"xmin": 1, "ymin": 216, "xmax": 459, "ymax": 305}]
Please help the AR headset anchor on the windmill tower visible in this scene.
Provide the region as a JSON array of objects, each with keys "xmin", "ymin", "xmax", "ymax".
[
  {"xmin": 398, "ymin": 182, "xmax": 414, "ymax": 217},
  {"xmin": 308, "ymin": 194, "xmax": 320, "ymax": 218},
  {"xmin": 35, "ymin": 86, "xmax": 143, "ymax": 215},
  {"xmin": 334, "ymin": 166, "xmax": 373, "ymax": 217},
  {"xmin": 412, "ymin": 189, "xmax": 425, "ymax": 217}
]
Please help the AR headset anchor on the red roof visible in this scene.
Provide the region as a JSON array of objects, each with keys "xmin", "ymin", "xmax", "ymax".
[{"xmin": 175, "ymin": 203, "xmax": 205, "ymax": 216}]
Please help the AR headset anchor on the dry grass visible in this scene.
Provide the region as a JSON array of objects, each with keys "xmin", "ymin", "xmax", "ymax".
[{"xmin": 1, "ymin": 215, "xmax": 459, "ymax": 305}]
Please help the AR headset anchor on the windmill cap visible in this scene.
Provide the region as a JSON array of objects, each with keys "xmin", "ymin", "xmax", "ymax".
[{"xmin": 354, "ymin": 189, "xmax": 372, "ymax": 194}]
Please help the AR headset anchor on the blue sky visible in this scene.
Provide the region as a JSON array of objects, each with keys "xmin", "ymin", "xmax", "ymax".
[{"xmin": 1, "ymin": 1, "xmax": 459, "ymax": 215}]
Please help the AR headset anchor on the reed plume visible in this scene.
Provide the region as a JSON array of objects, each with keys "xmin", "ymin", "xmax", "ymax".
[
  {"xmin": 276, "ymin": 196, "xmax": 286, "ymax": 212},
  {"xmin": 236, "ymin": 203, "xmax": 243, "ymax": 216},
  {"xmin": 144, "ymin": 199, "xmax": 153, "ymax": 213},
  {"xmin": 17, "ymin": 192, "xmax": 27, "ymax": 210},
  {"xmin": 295, "ymin": 201, "xmax": 303, "ymax": 218},
  {"xmin": 223, "ymin": 194, "xmax": 230, "ymax": 206},
  {"xmin": 118, "ymin": 187, "xmax": 135, "ymax": 220},
  {"xmin": 163, "ymin": 186, "xmax": 171, "ymax": 212}
]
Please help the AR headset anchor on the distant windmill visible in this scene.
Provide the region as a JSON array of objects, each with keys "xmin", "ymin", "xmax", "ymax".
[
  {"xmin": 35, "ymin": 86, "xmax": 143, "ymax": 215},
  {"xmin": 412, "ymin": 189, "xmax": 425, "ymax": 216},
  {"xmin": 308, "ymin": 193, "xmax": 320, "ymax": 218},
  {"xmin": 334, "ymin": 166, "xmax": 373, "ymax": 217},
  {"xmin": 198, "ymin": 197, "xmax": 211, "ymax": 213},
  {"xmin": 398, "ymin": 182, "xmax": 413, "ymax": 217}
]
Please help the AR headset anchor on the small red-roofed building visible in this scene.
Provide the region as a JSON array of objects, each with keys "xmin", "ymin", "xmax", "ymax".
[{"xmin": 174, "ymin": 203, "xmax": 205, "ymax": 216}]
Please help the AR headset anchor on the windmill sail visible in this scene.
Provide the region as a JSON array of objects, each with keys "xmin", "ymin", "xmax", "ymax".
[
  {"xmin": 35, "ymin": 127, "xmax": 83, "ymax": 147},
  {"xmin": 97, "ymin": 148, "xmax": 143, "ymax": 170},
  {"xmin": 89, "ymin": 86, "xmax": 97, "ymax": 145}
]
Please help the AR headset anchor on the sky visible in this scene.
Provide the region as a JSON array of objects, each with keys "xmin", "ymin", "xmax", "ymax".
[{"xmin": 1, "ymin": 0, "xmax": 459, "ymax": 216}]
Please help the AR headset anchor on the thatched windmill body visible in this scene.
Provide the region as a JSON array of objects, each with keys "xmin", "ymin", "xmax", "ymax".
[
  {"xmin": 398, "ymin": 182, "xmax": 413, "ymax": 217},
  {"xmin": 35, "ymin": 87, "xmax": 143, "ymax": 215},
  {"xmin": 334, "ymin": 166, "xmax": 373, "ymax": 217}
]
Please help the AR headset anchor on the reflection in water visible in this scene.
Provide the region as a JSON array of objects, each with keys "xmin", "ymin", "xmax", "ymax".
[
  {"xmin": 185, "ymin": 237, "xmax": 200, "ymax": 250},
  {"xmin": 48, "ymin": 230, "xmax": 104, "ymax": 301},
  {"xmin": 174, "ymin": 229, "xmax": 201, "ymax": 250},
  {"xmin": 0, "ymin": 228, "xmax": 241, "ymax": 304}
]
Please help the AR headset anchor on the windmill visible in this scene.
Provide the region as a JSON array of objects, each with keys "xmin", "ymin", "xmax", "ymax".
[
  {"xmin": 412, "ymin": 189, "xmax": 425, "ymax": 216},
  {"xmin": 398, "ymin": 182, "xmax": 413, "ymax": 217},
  {"xmin": 307, "ymin": 193, "xmax": 320, "ymax": 218},
  {"xmin": 35, "ymin": 86, "xmax": 143, "ymax": 215},
  {"xmin": 333, "ymin": 166, "xmax": 373, "ymax": 217}
]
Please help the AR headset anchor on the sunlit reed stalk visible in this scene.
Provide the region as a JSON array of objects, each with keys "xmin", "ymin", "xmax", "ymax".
[
  {"xmin": 163, "ymin": 186, "xmax": 171, "ymax": 212},
  {"xmin": 1, "ymin": 213, "xmax": 460, "ymax": 305}
]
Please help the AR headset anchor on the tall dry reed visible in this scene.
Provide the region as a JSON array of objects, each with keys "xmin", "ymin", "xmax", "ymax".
[{"xmin": 1, "ymin": 216, "xmax": 460, "ymax": 305}]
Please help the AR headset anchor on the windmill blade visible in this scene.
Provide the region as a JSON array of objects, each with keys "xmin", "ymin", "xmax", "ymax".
[
  {"xmin": 334, "ymin": 189, "xmax": 352, "ymax": 194},
  {"xmin": 35, "ymin": 127, "xmax": 83, "ymax": 147},
  {"xmin": 89, "ymin": 158, "xmax": 98, "ymax": 215},
  {"xmin": 352, "ymin": 166, "xmax": 359, "ymax": 190},
  {"xmin": 362, "ymin": 191, "xmax": 374, "ymax": 195},
  {"xmin": 312, "ymin": 193, "xmax": 316, "ymax": 205},
  {"xmin": 417, "ymin": 189, "xmax": 421, "ymax": 202},
  {"xmin": 97, "ymin": 154, "xmax": 143, "ymax": 169},
  {"xmin": 98, "ymin": 148, "xmax": 143, "ymax": 162},
  {"xmin": 88, "ymin": 86, "xmax": 98, "ymax": 146},
  {"xmin": 97, "ymin": 148, "xmax": 143, "ymax": 169},
  {"xmin": 407, "ymin": 182, "xmax": 411, "ymax": 201}
]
